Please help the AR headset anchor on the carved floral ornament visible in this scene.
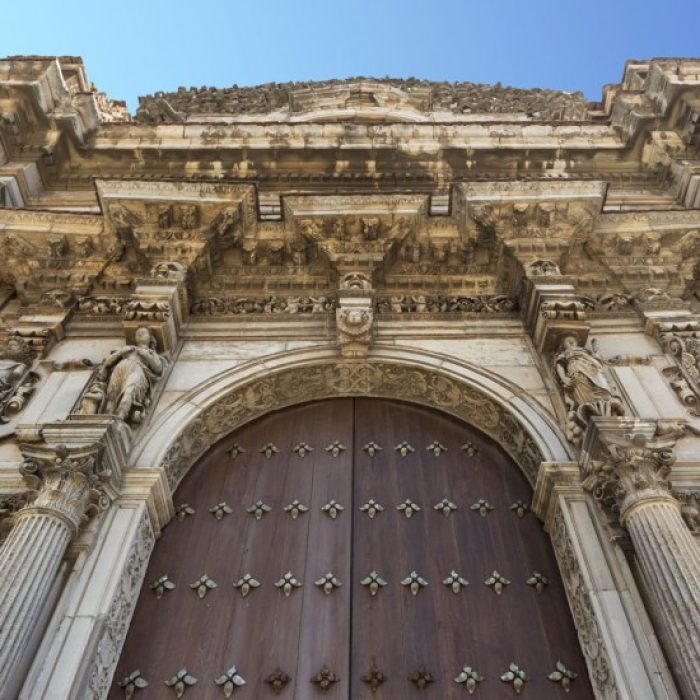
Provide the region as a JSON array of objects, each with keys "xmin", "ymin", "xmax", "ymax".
[{"xmin": 156, "ymin": 360, "xmax": 545, "ymax": 495}]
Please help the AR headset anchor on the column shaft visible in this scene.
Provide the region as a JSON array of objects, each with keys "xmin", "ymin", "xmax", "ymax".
[
  {"xmin": 0, "ymin": 513, "xmax": 72, "ymax": 690},
  {"xmin": 626, "ymin": 501, "xmax": 700, "ymax": 699}
]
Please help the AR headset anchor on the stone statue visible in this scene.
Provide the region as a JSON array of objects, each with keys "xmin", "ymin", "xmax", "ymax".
[
  {"xmin": 0, "ymin": 336, "xmax": 38, "ymax": 421},
  {"xmin": 78, "ymin": 327, "xmax": 166, "ymax": 423},
  {"xmin": 554, "ymin": 335, "xmax": 624, "ymax": 444}
]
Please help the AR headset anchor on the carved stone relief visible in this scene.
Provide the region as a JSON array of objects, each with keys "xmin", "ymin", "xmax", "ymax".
[
  {"xmin": 550, "ymin": 506, "xmax": 619, "ymax": 699},
  {"xmin": 86, "ymin": 510, "xmax": 155, "ymax": 698}
]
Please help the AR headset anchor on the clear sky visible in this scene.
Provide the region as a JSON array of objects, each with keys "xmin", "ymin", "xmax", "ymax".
[{"xmin": 2, "ymin": 0, "xmax": 698, "ymax": 112}]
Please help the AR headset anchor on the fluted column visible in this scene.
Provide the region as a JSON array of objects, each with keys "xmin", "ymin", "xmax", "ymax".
[
  {"xmin": 584, "ymin": 430, "xmax": 700, "ymax": 698},
  {"xmin": 0, "ymin": 444, "xmax": 108, "ymax": 693},
  {"xmin": 625, "ymin": 500, "xmax": 700, "ymax": 694}
]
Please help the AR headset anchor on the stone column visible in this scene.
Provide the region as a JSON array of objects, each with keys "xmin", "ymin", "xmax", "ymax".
[
  {"xmin": 0, "ymin": 444, "xmax": 108, "ymax": 696},
  {"xmin": 583, "ymin": 420, "xmax": 700, "ymax": 699}
]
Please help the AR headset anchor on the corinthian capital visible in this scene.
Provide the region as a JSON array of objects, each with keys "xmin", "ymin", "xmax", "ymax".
[
  {"xmin": 19, "ymin": 444, "xmax": 111, "ymax": 531},
  {"xmin": 582, "ymin": 431, "xmax": 676, "ymax": 523}
]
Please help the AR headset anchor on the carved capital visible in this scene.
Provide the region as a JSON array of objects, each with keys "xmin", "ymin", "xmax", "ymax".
[
  {"xmin": 18, "ymin": 444, "xmax": 111, "ymax": 531},
  {"xmin": 581, "ymin": 419, "xmax": 678, "ymax": 524}
]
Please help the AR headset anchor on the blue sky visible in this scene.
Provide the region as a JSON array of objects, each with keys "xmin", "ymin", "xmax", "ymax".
[{"xmin": 2, "ymin": 0, "xmax": 698, "ymax": 112}]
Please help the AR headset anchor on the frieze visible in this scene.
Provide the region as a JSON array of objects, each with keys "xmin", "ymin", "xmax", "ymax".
[
  {"xmin": 0, "ymin": 209, "xmax": 104, "ymax": 230},
  {"xmin": 376, "ymin": 294, "xmax": 517, "ymax": 313},
  {"xmin": 156, "ymin": 361, "xmax": 542, "ymax": 491},
  {"xmin": 76, "ymin": 296, "xmax": 130, "ymax": 315},
  {"xmin": 190, "ymin": 296, "xmax": 335, "ymax": 315}
]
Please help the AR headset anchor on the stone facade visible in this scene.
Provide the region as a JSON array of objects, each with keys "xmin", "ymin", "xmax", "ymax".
[{"xmin": 0, "ymin": 55, "xmax": 699, "ymax": 698}]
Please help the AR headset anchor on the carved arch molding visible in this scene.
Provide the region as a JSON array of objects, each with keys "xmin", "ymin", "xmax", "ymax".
[{"xmin": 151, "ymin": 360, "xmax": 552, "ymax": 492}]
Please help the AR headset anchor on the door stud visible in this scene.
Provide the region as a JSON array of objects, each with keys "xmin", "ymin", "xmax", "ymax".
[
  {"xmin": 397, "ymin": 499, "xmax": 420, "ymax": 518},
  {"xmin": 409, "ymin": 667, "xmax": 434, "ymax": 689},
  {"xmin": 362, "ymin": 664, "xmax": 386, "ymax": 692},
  {"xmin": 454, "ymin": 666, "xmax": 483, "ymax": 694},
  {"xmin": 266, "ymin": 669, "xmax": 291, "ymax": 694},
  {"xmin": 360, "ymin": 570, "xmax": 387, "ymax": 596},
  {"xmin": 315, "ymin": 572, "xmax": 343, "ymax": 595},
  {"xmin": 321, "ymin": 499, "xmax": 344, "ymax": 519},
  {"xmin": 284, "ymin": 499, "xmax": 309, "ymax": 519},
  {"xmin": 363, "ymin": 441, "xmax": 382, "ymax": 456},
  {"xmin": 233, "ymin": 573, "xmax": 260, "ymax": 598},
  {"xmin": 434, "ymin": 498, "xmax": 457, "ymax": 517},
  {"xmin": 443, "ymin": 570, "xmax": 469, "ymax": 594},
  {"xmin": 275, "ymin": 571, "xmax": 302, "ymax": 597},
  {"xmin": 247, "ymin": 499, "xmax": 272, "ymax": 520},
  {"xmin": 360, "ymin": 499, "xmax": 384, "ymax": 518},
  {"xmin": 214, "ymin": 666, "xmax": 246, "ymax": 697},
  {"xmin": 311, "ymin": 666, "xmax": 339, "ymax": 692},
  {"xmin": 401, "ymin": 570, "xmax": 429, "ymax": 595}
]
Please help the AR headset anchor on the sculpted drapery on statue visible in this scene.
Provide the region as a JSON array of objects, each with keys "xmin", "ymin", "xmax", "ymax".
[
  {"xmin": 78, "ymin": 327, "xmax": 166, "ymax": 423},
  {"xmin": 554, "ymin": 335, "xmax": 624, "ymax": 444}
]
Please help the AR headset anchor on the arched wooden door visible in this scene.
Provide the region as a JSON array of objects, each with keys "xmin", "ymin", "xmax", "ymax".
[{"xmin": 111, "ymin": 399, "xmax": 593, "ymax": 699}]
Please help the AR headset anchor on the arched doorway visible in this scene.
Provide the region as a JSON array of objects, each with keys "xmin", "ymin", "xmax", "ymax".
[{"xmin": 112, "ymin": 398, "xmax": 593, "ymax": 698}]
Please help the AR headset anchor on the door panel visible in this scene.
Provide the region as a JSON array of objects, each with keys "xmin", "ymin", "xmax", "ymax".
[
  {"xmin": 111, "ymin": 398, "xmax": 593, "ymax": 699},
  {"xmin": 350, "ymin": 399, "xmax": 593, "ymax": 698},
  {"xmin": 111, "ymin": 400, "xmax": 353, "ymax": 699}
]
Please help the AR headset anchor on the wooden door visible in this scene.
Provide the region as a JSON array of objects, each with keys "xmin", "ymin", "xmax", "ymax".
[{"xmin": 111, "ymin": 399, "xmax": 593, "ymax": 699}]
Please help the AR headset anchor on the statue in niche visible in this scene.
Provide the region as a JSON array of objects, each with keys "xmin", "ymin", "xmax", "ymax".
[
  {"xmin": 77, "ymin": 327, "xmax": 167, "ymax": 424},
  {"xmin": 554, "ymin": 335, "xmax": 624, "ymax": 444}
]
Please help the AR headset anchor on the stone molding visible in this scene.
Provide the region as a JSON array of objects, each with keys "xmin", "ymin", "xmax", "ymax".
[{"xmin": 130, "ymin": 345, "xmax": 565, "ymax": 493}]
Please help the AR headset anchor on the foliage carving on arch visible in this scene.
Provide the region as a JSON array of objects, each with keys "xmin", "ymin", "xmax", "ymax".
[{"xmin": 158, "ymin": 361, "xmax": 543, "ymax": 490}]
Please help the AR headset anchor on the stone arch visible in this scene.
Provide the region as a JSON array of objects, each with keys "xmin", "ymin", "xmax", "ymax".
[{"xmin": 130, "ymin": 344, "xmax": 572, "ymax": 496}]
